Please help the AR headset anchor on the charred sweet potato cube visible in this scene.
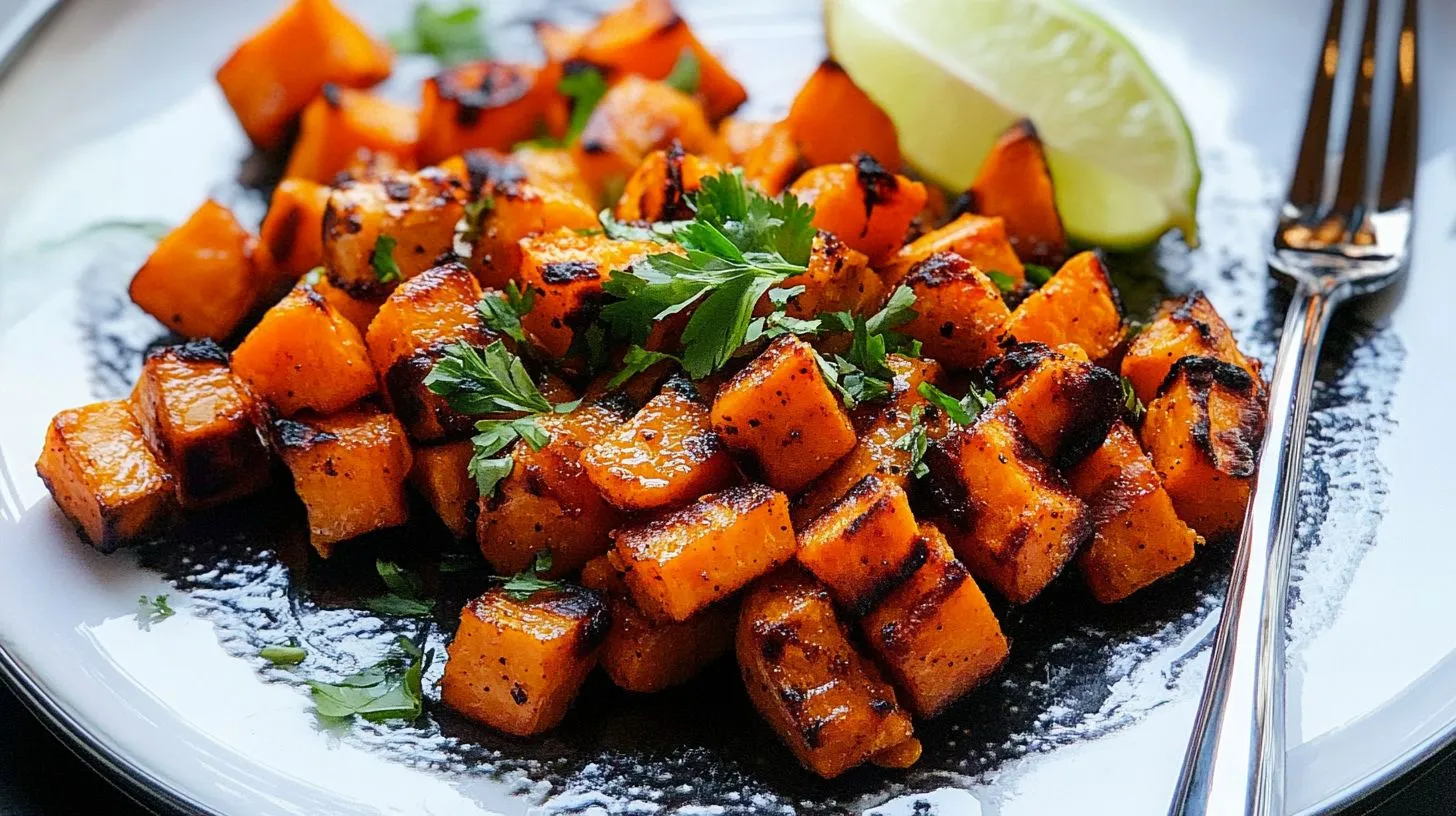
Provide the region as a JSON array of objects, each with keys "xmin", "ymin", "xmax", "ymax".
[
  {"xmin": 417, "ymin": 61, "xmax": 562, "ymax": 165},
  {"xmin": 787, "ymin": 61, "xmax": 902, "ymax": 171},
  {"xmin": 967, "ymin": 120, "xmax": 1067, "ymax": 267},
  {"xmin": 477, "ymin": 397, "xmax": 632, "ymax": 577},
  {"xmin": 580, "ymin": 554, "xmax": 735, "ymax": 692},
  {"xmin": 231, "ymin": 283, "xmax": 378, "ymax": 416},
  {"xmin": 580, "ymin": 375, "xmax": 735, "ymax": 512},
  {"xmin": 983, "ymin": 342, "xmax": 1122, "ymax": 468},
  {"xmin": 517, "ymin": 229, "xmax": 663, "ymax": 358},
  {"xmin": 576, "ymin": 0, "xmax": 748, "ymax": 121},
  {"xmin": 797, "ymin": 476, "xmax": 923, "ymax": 613},
  {"xmin": 269, "ymin": 405, "xmax": 412, "ymax": 557},
  {"xmin": 573, "ymin": 76, "xmax": 723, "ymax": 199},
  {"xmin": 613, "ymin": 484, "xmax": 796, "ymax": 623},
  {"xmin": 261, "ymin": 180, "xmax": 333, "ymax": 280},
  {"xmin": 778, "ymin": 233, "xmax": 881, "ymax": 319},
  {"xmin": 861, "ymin": 524, "xmax": 1009, "ymax": 717},
  {"xmin": 884, "ymin": 213, "xmax": 1025, "ymax": 289},
  {"xmin": 923, "ymin": 405, "xmax": 1091, "ymax": 604},
  {"xmin": 129, "ymin": 200, "xmax": 272, "ymax": 341},
  {"xmin": 321, "ymin": 167, "xmax": 466, "ymax": 300},
  {"xmin": 215, "ymin": 0, "xmax": 391, "ymax": 150},
  {"xmin": 1141, "ymin": 357, "xmax": 1266, "ymax": 540},
  {"xmin": 1069, "ymin": 422, "xmax": 1199, "ymax": 602},
  {"xmin": 1001, "ymin": 250, "xmax": 1123, "ymax": 362},
  {"xmin": 737, "ymin": 568, "xmax": 916, "ymax": 778},
  {"xmin": 283, "ymin": 86, "xmax": 418, "ymax": 183},
  {"xmin": 742, "ymin": 121, "xmax": 804, "ymax": 196},
  {"xmin": 1121, "ymin": 292, "xmax": 1263, "ymax": 405},
  {"xmin": 35, "ymin": 400, "xmax": 174, "ymax": 551},
  {"xmin": 711, "ymin": 335, "xmax": 856, "ymax": 494},
  {"xmin": 470, "ymin": 173, "xmax": 602, "ymax": 291},
  {"xmin": 311, "ymin": 272, "xmax": 384, "ymax": 333},
  {"xmin": 613, "ymin": 144, "xmax": 724, "ymax": 223},
  {"xmin": 440, "ymin": 584, "xmax": 609, "ymax": 736},
  {"xmin": 898, "ymin": 251, "xmax": 1012, "ymax": 370},
  {"xmin": 788, "ymin": 157, "xmax": 927, "ymax": 264},
  {"xmin": 409, "ymin": 439, "xmax": 474, "ymax": 540},
  {"xmin": 129, "ymin": 341, "xmax": 270, "ymax": 507}
]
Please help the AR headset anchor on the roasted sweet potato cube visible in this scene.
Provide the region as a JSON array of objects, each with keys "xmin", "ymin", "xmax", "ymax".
[
  {"xmin": 861, "ymin": 524, "xmax": 1009, "ymax": 717},
  {"xmin": 737, "ymin": 568, "xmax": 916, "ymax": 778},
  {"xmin": 983, "ymin": 342, "xmax": 1122, "ymax": 468},
  {"xmin": 580, "ymin": 375, "xmax": 735, "ymax": 512},
  {"xmin": 215, "ymin": 0, "xmax": 391, "ymax": 150},
  {"xmin": 778, "ymin": 233, "xmax": 881, "ymax": 319},
  {"xmin": 789, "ymin": 157, "xmax": 927, "ymax": 265},
  {"xmin": 898, "ymin": 251, "xmax": 1011, "ymax": 370},
  {"xmin": 1069, "ymin": 422, "xmax": 1199, "ymax": 602},
  {"xmin": 884, "ymin": 213, "xmax": 1025, "ymax": 289},
  {"xmin": 613, "ymin": 484, "xmax": 796, "ymax": 623},
  {"xmin": 417, "ymin": 61, "xmax": 562, "ymax": 165},
  {"xmin": 720, "ymin": 117, "xmax": 772, "ymax": 161},
  {"xmin": 35, "ymin": 400, "xmax": 174, "ymax": 551},
  {"xmin": 518, "ymin": 229, "xmax": 663, "ymax": 358},
  {"xmin": 967, "ymin": 119, "xmax": 1067, "ymax": 267},
  {"xmin": 580, "ymin": 554, "xmax": 735, "ymax": 693},
  {"xmin": 614, "ymin": 144, "xmax": 724, "ymax": 223},
  {"xmin": 573, "ymin": 76, "xmax": 723, "ymax": 199},
  {"xmin": 787, "ymin": 61, "xmax": 902, "ymax": 171},
  {"xmin": 1001, "ymin": 250, "xmax": 1124, "ymax": 362},
  {"xmin": 533, "ymin": 19, "xmax": 586, "ymax": 66},
  {"xmin": 477, "ymin": 397, "xmax": 632, "ymax": 577},
  {"xmin": 269, "ymin": 405, "xmax": 411, "ymax": 556},
  {"xmin": 797, "ymin": 476, "xmax": 923, "ymax": 613},
  {"xmin": 321, "ymin": 167, "xmax": 466, "ymax": 299},
  {"xmin": 261, "ymin": 179, "xmax": 333, "ymax": 281},
  {"xmin": 923, "ymin": 405, "xmax": 1091, "ymax": 604},
  {"xmin": 1122, "ymin": 292, "xmax": 1263, "ymax": 405},
  {"xmin": 1141, "ymin": 357, "xmax": 1266, "ymax": 540},
  {"xmin": 311, "ymin": 272, "xmax": 384, "ymax": 333},
  {"xmin": 471, "ymin": 186, "xmax": 602, "ymax": 292},
  {"xmin": 232, "ymin": 283, "xmax": 378, "ymax": 416},
  {"xmin": 719, "ymin": 118, "xmax": 803, "ymax": 195},
  {"xmin": 283, "ymin": 86, "xmax": 418, "ymax": 183},
  {"xmin": 409, "ymin": 439, "xmax": 474, "ymax": 540},
  {"xmin": 129, "ymin": 341, "xmax": 270, "ymax": 507},
  {"xmin": 129, "ymin": 200, "xmax": 272, "ymax": 341},
  {"xmin": 711, "ymin": 336, "xmax": 856, "ymax": 494},
  {"xmin": 440, "ymin": 585, "xmax": 609, "ymax": 736}
]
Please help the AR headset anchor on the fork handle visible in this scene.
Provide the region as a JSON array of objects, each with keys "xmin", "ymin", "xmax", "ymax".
[{"xmin": 1168, "ymin": 275, "xmax": 1349, "ymax": 816}]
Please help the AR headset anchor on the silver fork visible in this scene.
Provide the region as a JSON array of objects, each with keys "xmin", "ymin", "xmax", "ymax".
[{"xmin": 1167, "ymin": 0, "xmax": 1418, "ymax": 814}]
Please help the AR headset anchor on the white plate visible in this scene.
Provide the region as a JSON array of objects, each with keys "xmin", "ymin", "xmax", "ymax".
[{"xmin": 0, "ymin": 1, "xmax": 1453, "ymax": 814}]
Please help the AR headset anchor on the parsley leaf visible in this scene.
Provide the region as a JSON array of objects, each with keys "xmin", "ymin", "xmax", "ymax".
[
  {"xmin": 560, "ymin": 68, "xmax": 609, "ymax": 146},
  {"xmin": 816, "ymin": 285, "xmax": 920, "ymax": 407},
  {"xmin": 1121, "ymin": 376, "xmax": 1147, "ymax": 423},
  {"xmin": 388, "ymin": 3, "xmax": 490, "ymax": 65},
  {"xmin": 460, "ymin": 196, "xmax": 492, "ymax": 244},
  {"xmin": 607, "ymin": 346, "xmax": 681, "ymax": 390},
  {"xmin": 364, "ymin": 560, "xmax": 434, "ymax": 618},
  {"xmin": 985, "ymin": 269, "xmax": 1018, "ymax": 295},
  {"xmin": 1024, "ymin": 263, "xmax": 1055, "ymax": 286},
  {"xmin": 371, "ymin": 235, "xmax": 402, "ymax": 284},
  {"xmin": 598, "ymin": 210, "xmax": 684, "ymax": 243},
  {"xmin": 477, "ymin": 281, "xmax": 534, "ymax": 344},
  {"xmin": 664, "ymin": 49, "xmax": 701, "ymax": 95},
  {"xmin": 261, "ymin": 640, "xmax": 308, "ymax": 666},
  {"xmin": 135, "ymin": 594, "xmax": 174, "ymax": 630},
  {"xmin": 424, "ymin": 340, "xmax": 555, "ymax": 415},
  {"xmin": 918, "ymin": 382, "xmax": 996, "ymax": 427},
  {"xmin": 896, "ymin": 405, "xmax": 931, "ymax": 478},
  {"xmin": 308, "ymin": 636, "xmax": 431, "ymax": 723},
  {"xmin": 500, "ymin": 551, "xmax": 564, "ymax": 601}
]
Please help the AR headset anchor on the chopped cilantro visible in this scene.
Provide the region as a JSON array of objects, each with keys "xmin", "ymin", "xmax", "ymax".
[
  {"xmin": 135, "ymin": 594, "xmax": 174, "ymax": 630},
  {"xmin": 363, "ymin": 560, "xmax": 434, "ymax": 619},
  {"xmin": 371, "ymin": 235, "xmax": 402, "ymax": 284},
  {"xmin": 500, "ymin": 551, "xmax": 565, "ymax": 601},
  {"xmin": 308, "ymin": 637, "xmax": 431, "ymax": 723},
  {"xmin": 477, "ymin": 281, "xmax": 534, "ymax": 344},
  {"xmin": 918, "ymin": 381, "xmax": 996, "ymax": 427},
  {"xmin": 388, "ymin": 3, "xmax": 491, "ymax": 65},
  {"xmin": 1121, "ymin": 376, "xmax": 1147, "ymax": 423},
  {"xmin": 607, "ymin": 346, "xmax": 681, "ymax": 390}
]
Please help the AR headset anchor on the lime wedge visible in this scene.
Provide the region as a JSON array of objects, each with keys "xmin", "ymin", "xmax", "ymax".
[{"xmin": 824, "ymin": 0, "xmax": 1200, "ymax": 249}]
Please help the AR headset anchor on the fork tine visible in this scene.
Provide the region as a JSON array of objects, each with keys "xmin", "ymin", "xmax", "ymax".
[
  {"xmin": 1329, "ymin": 0, "xmax": 1379, "ymax": 224},
  {"xmin": 1285, "ymin": 0, "xmax": 1347, "ymax": 213},
  {"xmin": 1378, "ymin": 0, "xmax": 1418, "ymax": 209}
]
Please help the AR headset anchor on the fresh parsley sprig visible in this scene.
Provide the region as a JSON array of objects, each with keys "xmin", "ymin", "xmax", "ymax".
[
  {"xmin": 607, "ymin": 346, "xmax": 682, "ymax": 390},
  {"xmin": 363, "ymin": 560, "xmax": 435, "ymax": 618},
  {"xmin": 500, "ymin": 551, "xmax": 565, "ymax": 601},
  {"xmin": 477, "ymin": 281, "xmax": 534, "ymax": 344},
  {"xmin": 389, "ymin": 2, "xmax": 491, "ymax": 65},
  {"xmin": 135, "ymin": 594, "xmax": 174, "ymax": 630},
  {"xmin": 664, "ymin": 49, "xmax": 701, "ymax": 95},
  {"xmin": 308, "ymin": 636, "xmax": 431, "ymax": 723},
  {"xmin": 815, "ymin": 285, "xmax": 921, "ymax": 407},
  {"xmin": 918, "ymin": 382, "xmax": 996, "ymax": 427},
  {"xmin": 896, "ymin": 404, "xmax": 931, "ymax": 479},
  {"xmin": 1120, "ymin": 376, "xmax": 1147, "ymax": 423},
  {"xmin": 372, "ymin": 235, "xmax": 402, "ymax": 284}
]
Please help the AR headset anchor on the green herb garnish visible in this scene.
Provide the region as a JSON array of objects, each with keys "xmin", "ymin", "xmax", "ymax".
[
  {"xmin": 918, "ymin": 381, "xmax": 996, "ymax": 427},
  {"xmin": 598, "ymin": 210, "xmax": 684, "ymax": 243},
  {"xmin": 1024, "ymin": 263, "xmax": 1055, "ymax": 286},
  {"xmin": 1121, "ymin": 376, "xmax": 1146, "ymax": 423},
  {"xmin": 135, "ymin": 594, "xmax": 174, "ymax": 629},
  {"xmin": 371, "ymin": 235, "xmax": 402, "ymax": 284},
  {"xmin": 363, "ymin": 560, "xmax": 435, "ymax": 618},
  {"xmin": 500, "ymin": 551, "xmax": 565, "ymax": 601},
  {"xmin": 460, "ymin": 196, "xmax": 492, "ymax": 244},
  {"xmin": 560, "ymin": 68, "xmax": 610, "ymax": 146},
  {"xmin": 607, "ymin": 346, "xmax": 682, "ymax": 390},
  {"xmin": 477, "ymin": 281, "xmax": 534, "ymax": 344},
  {"xmin": 664, "ymin": 49, "xmax": 702, "ymax": 95},
  {"xmin": 308, "ymin": 636, "xmax": 431, "ymax": 723},
  {"xmin": 388, "ymin": 3, "xmax": 491, "ymax": 65},
  {"xmin": 896, "ymin": 404, "xmax": 931, "ymax": 479},
  {"xmin": 985, "ymin": 269, "xmax": 1019, "ymax": 294},
  {"xmin": 261, "ymin": 641, "xmax": 308, "ymax": 666},
  {"xmin": 815, "ymin": 285, "xmax": 920, "ymax": 407}
]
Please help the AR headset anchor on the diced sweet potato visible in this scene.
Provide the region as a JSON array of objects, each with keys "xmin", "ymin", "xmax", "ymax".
[
  {"xmin": 1068, "ymin": 422, "xmax": 1199, "ymax": 602},
  {"xmin": 322, "ymin": 167, "xmax": 466, "ymax": 299},
  {"xmin": 778, "ymin": 232, "xmax": 881, "ymax": 319},
  {"xmin": 1001, "ymin": 250, "xmax": 1123, "ymax": 362},
  {"xmin": 884, "ymin": 213, "xmax": 1025, "ymax": 289},
  {"xmin": 283, "ymin": 86, "xmax": 418, "ymax": 183},
  {"xmin": 129, "ymin": 199, "xmax": 272, "ymax": 340},
  {"xmin": 711, "ymin": 335, "xmax": 856, "ymax": 494},
  {"xmin": 517, "ymin": 229, "xmax": 662, "ymax": 358},
  {"xmin": 231, "ymin": 282, "xmax": 378, "ymax": 416},
  {"xmin": 787, "ymin": 61, "xmax": 902, "ymax": 171},
  {"xmin": 742, "ymin": 120, "xmax": 804, "ymax": 196},
  {"xmin": 613, "ymin": 143, "xmax": 723, "ymax": 223},
  {"xmin": 1121, "ymin": 292, "xmax": 1263, "ymax": 405},
  {"xmin": 613, "ymin": 484, "xmax": 796, "ymax": 623},
  {"xmin": 580, "ymin": 375, "xmax": 735, "ymax": 512},
  {"xmin": 737, "ymin": 567, "xmax": 916, "ymax": 778},
  {"xmin": 580, "ymin": 554, "xmax": 734, "ymax": 692},
  {"xmin": 129, "ymin": 341, "xmax": 270, "ymax": 507},
  {"xmin": 269, "ymin": 404, "xmax": 412, "ymax": 557},
  {"xmin": 720, "ymin": 117, "xmax": 772, "ymax": 161},
  {"xmin": 463, "ymin": 152, "xmax": 602, "ymax": 290},
  {"xmin": 440, "ymin": 585, "xmax": 609, "ymax": 736},
  {"xmin": 983, "ymin": 342, "xmax": 1122, "ymax": 468},
  {"xmin": 898, "ymin": 251, "xmax": 1012, "ymax": 370},
  {"xmin": 861, "ymin": 524, "xmax": 1009, "ymax": 717},
  {"xmin": 311, "ymin": 272, "xmax": 384, "ymax": 333},
  {"xmin": 1140, "ymin": 357, "xmax": 1266, "ymax": 540},
  {"xmin": 967, "ymin": 119, "xmax": 1067, "ymax": 267},
  {"xmin": 788, "ymin": 157, "xmax": 926, "ymax": 264},
  {"xmin": 215, "ymin": 0, "xmax": 392, "ymax": 150},
  {"xmin": 922, "ymin": 405, "xmax": 1091, "ymax": 604},
  {"xmin": 477, "ymin": 396, "xmax": 633, "ymax": 577},
  {"xmin": 573, "ymin": 76, "xmax": 723, "ymax": 199},
  {"xmin": 417, "ymin": 61, "xmax": 562, "ymax": 165},
  {"xmin": 261, "ymin": 179, "xmax": 333, "ymax": 281},
  {"xmin": 576, "ymin": 0, "xmax": 748, "ymax": 121},
  {"xmin": 797, "ymin": 476, "xmax": 923, "ymax": 613},
  {"xmin": 35, "ymin": 400, "xmax": 174, "ymax": 551},
  {"xmin": 533, "ymin": 19, "xmax": 586, "ymax": 66},
  {"xmin": 409, "ymin": 439, "xmax": 474, "ymax": 540}
]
